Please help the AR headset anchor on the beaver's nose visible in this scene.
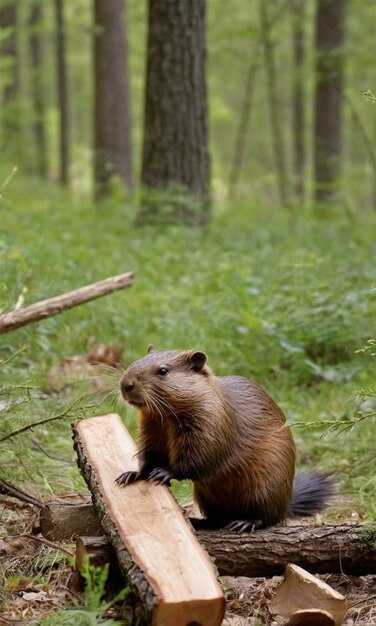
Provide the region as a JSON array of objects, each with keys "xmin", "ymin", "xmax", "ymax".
[{"xmin": 120, "ymin": 378, "xmax": 134, "ymax": 396}]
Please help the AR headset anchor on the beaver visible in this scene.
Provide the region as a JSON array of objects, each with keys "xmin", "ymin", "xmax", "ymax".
[{"xmin": 116, "ymin": 347, "xmax": 334, "ymax": 531}]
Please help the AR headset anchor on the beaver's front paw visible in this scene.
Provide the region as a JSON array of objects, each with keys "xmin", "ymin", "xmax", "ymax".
[
  {"xmin": 115, "ymin": 470, "xmax": 142, "ymax": 486},
  {"xmin": 148, "ymin": 467, "xmax": 174, "ymax": 486}
]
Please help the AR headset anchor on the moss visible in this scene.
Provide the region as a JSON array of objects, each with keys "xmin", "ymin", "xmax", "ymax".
[{"xmin": 359, "ymin": 524, "xmax": 376, "ymax": 551}]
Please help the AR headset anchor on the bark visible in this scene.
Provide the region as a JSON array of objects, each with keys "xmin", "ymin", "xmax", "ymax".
[
  {"xmin": 55, "ymin": 0, "xmax": 69, "ymax": 185},
  {"xmin": 198, "ymin": 523, "xmax": 376, "ymax": 577},
  {"xmin": 314, "ymin": 0, "xmax": 346, "ymax": 204},
  {"xmin": 40, "ymin": 503, "xmax": 103, "ymax": 541},
  {"xmin": 140, "ymin": 0, "xmax": 210, "ymax": 225},
  {"xmin": 29, "ymin": 1, "xmax": 47, "ymax": 178},
  {"xmin": 291, "ymin": 0, "xmax": 305, "ymax": 202},
  {"xmin": 0, "ymin": 271, "xmax": 134, "ymax": 334},
  {"xmin": 73, "ymin": 414, "xmax": 225, "ymax": 626},
  {"xmin": 93, "ymin": 0, "xmax": 133, "ymax": 200},
  {"xmin": 73, "ymin": 521, "xmax": 376, "ymax": 579},
  {"xmin": 259, "ymin": 0, "xmax": 290, "ymax": 208}
]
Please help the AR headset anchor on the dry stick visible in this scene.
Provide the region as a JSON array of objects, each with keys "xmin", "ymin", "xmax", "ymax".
[
  {"xmin": 0, "ymin": 478, "xmax": 44, "ymax": 508},
  {"xmin": 0, "ymin": 271, "xmax": 135, "ymax": 334},
  {"xmin": 18, "ymin": 533, "xmax": 74, "ymax": 557}
]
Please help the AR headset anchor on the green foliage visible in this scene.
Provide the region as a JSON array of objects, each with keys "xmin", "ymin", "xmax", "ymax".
[
  {"xmin": 0, "ymin": 171, "xmax": 375, "ymax": 517},
  {"xmin": 38, "ymin": 560, "xmax": 131, "ymax": 626}
]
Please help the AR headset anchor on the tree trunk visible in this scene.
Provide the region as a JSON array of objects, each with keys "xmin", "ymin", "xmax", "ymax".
[
  {"xmin": 228, "ymin": 59, "xmax": 258, "ymax": 196},
  {"xmin": 0, "ymin": 0, "xmax": 19, "ymax": 156},
  {"xmin": 259, "ymin": 0, "xmax": 290, "ymax": 208},
  {"xmin": 0, "ymin": 0, "xmax": 18, "ymax": 104},
  {"xmin": 140, "ymin": 0, "xmax": 210, "ymax": 226},
  {"xmin": 29, "ymin": 1, "xmax": 47, "ymax": 179},
  {"xmin": 291, "ymin": 0, "xmax": 305, "ymax": 203},
  {"xmin": 313, "ymin": 0, "xmax": 346, "ymax": 204},
  {"xmin": 93, "ymin": 0, "xmax": 133, "ymax": 200},
  {"xmin": 55, "ymin": 0, "xmax": 69, "ymax": 186}
]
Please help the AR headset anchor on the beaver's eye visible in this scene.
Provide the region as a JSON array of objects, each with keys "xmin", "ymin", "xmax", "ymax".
[{"xmin": 158, "ymin": 367, "xmax": 168, "ymax": 376}]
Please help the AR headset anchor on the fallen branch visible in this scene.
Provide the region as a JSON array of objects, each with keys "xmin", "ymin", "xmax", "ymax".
[
  {"xmin": 0, "ymin": 477, "xmax": 44, "ymax": 509},
  {"xmin": 0, "ymin": 271, "xmax": 134, "ymax": 334}
]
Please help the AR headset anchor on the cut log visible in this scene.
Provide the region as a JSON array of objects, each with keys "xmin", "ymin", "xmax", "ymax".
[
  {"xmin": 0, "ymin": 271, "xmax": 134, "ymax": 334},
  {"xmin": 197, "ymin": 522, "xmax": 376, "ymax": 577},
  {"xmin": 40, "ymin": 503, "xmax": 103, "ymax": 541},
  {"xmin": 76, "ymin": 536, "xmax": 113, "ymax": 571},
  {"xmin": 72, "ymin": 413, "xmax": 225, "ymax": 626},
  {"xmin": 270, "ymin": 564, "xmax": 347, "ymax": 626},
  {"xmin": 289, "ymin": 609, "xmax": 336, "ymax": 626}
]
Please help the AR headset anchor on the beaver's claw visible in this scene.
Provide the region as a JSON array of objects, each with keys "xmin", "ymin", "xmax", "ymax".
[
  {"xmin": 148, "ymin": 467, "xmax": 174, "ymax": 486},
  {"xmin": 115, "ymin": 470, "xmax": 141, "ymax": 486}
]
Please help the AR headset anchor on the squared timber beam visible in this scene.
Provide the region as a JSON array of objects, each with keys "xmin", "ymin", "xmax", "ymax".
[{"xmin": 72, "ymin": 413, "xmax": 225, "ymax": 626}]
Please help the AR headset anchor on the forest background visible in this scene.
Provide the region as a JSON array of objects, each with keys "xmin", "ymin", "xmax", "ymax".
[{"xmin": 0, "ymin": 1, "xmax": 376, "ymax": 617}]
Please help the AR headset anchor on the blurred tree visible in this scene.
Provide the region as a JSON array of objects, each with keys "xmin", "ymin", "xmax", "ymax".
[
  {"xmin": 93, "ymin": 0, "xmax": 133, "ymax": 200},
  {"xmin": 55, "ymin": 0, "xmax": 69, "ymax": 185},
  {"xmin": 314, "ymin": 0, "xmax": 346, "ymax": 204},
  {"xmin": 29, "ymin": 1, "xmax": 47, "ymax": 178},
  {"xmin": 0, "ymin": 0, "xmax": 19, "ymax": 155},
  {"xmin": 259, "ymin": 0, "xmax": 290, "ymax": 208},
  {"xmin": 0, "ymin": 0, "xmax": 18, "ymax": 103},
  {"xmin": 140, "ymin": 0, "xmax": 210, "ymax": 225},
  {"xmin": 291, "ymin": 0, "xmax": 305, "ymax": 203}
]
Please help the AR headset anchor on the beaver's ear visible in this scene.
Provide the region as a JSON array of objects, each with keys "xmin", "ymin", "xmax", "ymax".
[
  {"xmin": 147, "ymin": 344, "xmax": 154, "ymax": 354},
  {"xmin": 189, "ymin": 351, "xmax": 207, "ymax": 371}
]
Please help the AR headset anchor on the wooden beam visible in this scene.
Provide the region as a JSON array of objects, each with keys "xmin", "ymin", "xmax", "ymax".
[
  {"xmin": 72, "ymin": 414, "xmax": 225, "ymax": 626},
  {"xmin": 0, "ymin": 271, "xmax": 134, "ymax": 334}
]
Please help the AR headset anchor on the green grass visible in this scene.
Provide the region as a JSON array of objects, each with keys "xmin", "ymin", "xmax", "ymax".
[{"xmin": 1, "ymin": 169, "xmax": 375, "ymax": 517}]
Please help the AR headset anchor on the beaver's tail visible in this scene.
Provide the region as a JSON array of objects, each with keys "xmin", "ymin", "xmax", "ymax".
[{"xmin": 289, "ymin": 471, "xmax": 335, "ymax": 518}]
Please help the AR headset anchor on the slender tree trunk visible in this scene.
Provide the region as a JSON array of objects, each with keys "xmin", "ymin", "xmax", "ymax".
[
  {"xmin": 93, "ymin": 0, "xmax": 133, "ymax": 201},
  {"xmin": 29, "ymin": 2, "xmax": 47, "ymax": 178},
  {"xmin": 55, "ymin": 0, "xmax": 69, "ymax": 186},
  {"xmin": 0, "ymin": 0, "xmax": 19, "ymax": 157},
  {"xmin": 0, "ymin": 0, "xmax": 18, "ymax": 104},
  {"xmin": 291, "ymin": 0, "xmax": 305, "ymax": 202},
  {"xmin": 259, "ymin": 0, "xmax": 290, "ymax": 208},
  {"xmin": 229, "ymin": 59, "xmax": 258, "ymax": 196},
  {"xmin": 140, "ymin": 0, "xmax": 210, "ymax": 226},
  {"xmin": 313, "ymin": 0, "xmax": 346, "ymax": 204}
]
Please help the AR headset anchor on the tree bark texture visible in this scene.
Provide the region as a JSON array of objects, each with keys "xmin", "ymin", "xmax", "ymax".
[
  {"xmin": 141, "ymin": 0, "xmax": 210, "ymax": 225},
  {"xmin": 259, "ymin": 0, "xmax": 290, "ymax": 208},
  {"xmin": 314, "ymin": 0, "xmax": 346, "ymax": 204},
  {"xmin": 72, "ymin": 521, "xmax": 376, "ymax": 579},
  {"xmin": 0, "ymin": 0, "xmax": 18, "ymax": 104},
  {"xmin": 0, "ymin": 271, "xmax": 134, "ymax": 334},
  {"xmin": 73, "ymin": 415, "xmax": 225, "ymax": 626},
  {"xmin": 29, "ymin": 2, "xmax": 47, "ymax": 178},
  {"xmin": 93, "ymin": 0, "xmax": 133, "ymax": 200},
  {"xmin": 291, "ymin": 0, "xmax": 306, "ymax": 202},
  {"xmin": 198, "ymin": 523, "xmax": 376, "ymax": 577},
  {"xmin": 55, "ymin": 0, "xmax": 69, "ymax": 186}
]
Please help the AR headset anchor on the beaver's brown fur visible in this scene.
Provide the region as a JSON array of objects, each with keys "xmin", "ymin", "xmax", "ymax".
[{"xmin": 116, "ymin": 348, "xmax": 333, "ymax": 530}]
